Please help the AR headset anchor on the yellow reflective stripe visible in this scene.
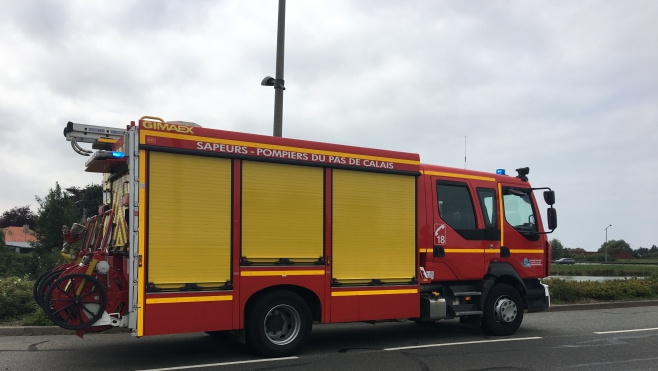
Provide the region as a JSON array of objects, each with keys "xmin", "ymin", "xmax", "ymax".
[
  {"xmin": 140, "ymin": 130, "xmax": 420, "ymax": 165},
  {"xmin": 240, "ymin": 270, "xmax": 325, "ymax": 277},
  {"xmin": 332, "ymin": 289, "xmax": 418, "ymax": 297},
  {"xmin": 485, "ymin": 250, "xmax": 500, "ymax": 253},
  {"xmin": 137, "ymin": 150, "xmax": 147, "ymax": 337},
  {"xmin": 510, "ymin": 249, "xmax": 544, "ymax": 254},
  {"xmin": 423, "ymin": 171, "xmax": 495, "ymax": 182},
  {"xmin": 419, "ymin": 248, "xmax": 431, "ymax": 253},
  {"xmin": 444, "ymin": 249, "xmax": 484, "ymax": 253},
  {"xmin": 498, "ymin": 183, "xmax": 504, "ymax": 246},
  {"xmin": 146, "ymin": 295, "xmax": 233, "ymax": 304}
]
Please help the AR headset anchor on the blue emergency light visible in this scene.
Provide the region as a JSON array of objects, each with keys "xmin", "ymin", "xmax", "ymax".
[
  {"xmin": 496, "ymin": 169, "xmax": 506, "ymax": 175},
  {"xmin": 111, "ymin": 151, "xmax": 125, "ymax": 159}
]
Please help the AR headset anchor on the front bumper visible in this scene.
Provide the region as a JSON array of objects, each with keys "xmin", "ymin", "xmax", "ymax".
[{"xmin": 526, "ymin": 282, "xmax": 550, "ymax": 313}]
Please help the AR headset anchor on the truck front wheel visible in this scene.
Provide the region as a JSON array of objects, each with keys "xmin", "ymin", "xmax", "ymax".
[
  {"xmin": 246, "ymin": 290, "xmax": 312, "ymax": 357},
  {"xmin": 481, "ymin": 283, "xmax": 524, "ymax": 336}
]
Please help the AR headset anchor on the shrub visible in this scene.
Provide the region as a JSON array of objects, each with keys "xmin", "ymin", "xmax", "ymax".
[
  {"xmin": 22, "ymin": 308, "xmax": 53, "ymax": 326},
  {"xmin": 545, "ymin": 277, "xmax": 658, "ymax": 303},
  {"xmin": 0, "ymin": 249, "xmax": 40, "ymax": 279},
  {"xmin": 0, "ymin": 276, "xmax": 37, "ymax": 320}
]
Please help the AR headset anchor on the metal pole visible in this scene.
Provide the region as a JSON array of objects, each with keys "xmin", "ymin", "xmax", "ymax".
[
  {"xmin": 273, "ymin": 0, "xmax": 286, "ymax": 137},
  {"xmin": 604, "ymin": 224, "xmax": 612, "ymax": 262}
]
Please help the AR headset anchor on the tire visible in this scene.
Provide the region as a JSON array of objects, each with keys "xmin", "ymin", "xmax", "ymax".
[
  {"xmin": 245, "ymin": 290, "xmax": 312, "ymax": 357},
  {"xmin": 36, "ymin": 269, "xmax": 65, "ymax": 309},
  {"xmin": 33, "ymin": 269, "xmax": 53, "ymax": 307},
  {"xmin": 481, "ymin": 283, "xmax": 524, "ymax": 336}
]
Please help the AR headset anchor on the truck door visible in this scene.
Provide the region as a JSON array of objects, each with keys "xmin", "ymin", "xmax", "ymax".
[
  {"xmin": 499, "ymin": 184, "xmax": 545, "ymax": 278},
  {"xmin": 476, "ymin": 187, "xmax": 501, "ymax": 261},
  {"xmin": 431, "ymin": 178, "xmax": 484, "ymax": 280}
]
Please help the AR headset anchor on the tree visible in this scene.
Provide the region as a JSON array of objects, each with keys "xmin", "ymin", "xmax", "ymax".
[
  {"xmin": 64, "ymin": 185, "xmax": 103, "ymax": 220},
  {"xmin": 34, "ymin": 183, "xmax": 79, "ymax": 254},
  {"xmin": 634, "ymin": 246, "xmax": 649, "ymax": 258},
  {"xmin": 0, "ymin": 227, "xmax": 5, "ymax": 250},
  {"xmin": 0, "ymin": 206, "xmax": 37, "ymax": 229},
  {"xmin": 550, "ymin": 238, "xmax": 565, "ymax": 260},
  {"xmin": 650, "ymin": 245, "xmax": 658, "ymax": 253},
  {"xmin": 598, "ymin": 239, "xmax": 632, "ymax": 256},
  {"xmin": 635, "ymin": 247, "xmax": 650, "ymax": 255}
]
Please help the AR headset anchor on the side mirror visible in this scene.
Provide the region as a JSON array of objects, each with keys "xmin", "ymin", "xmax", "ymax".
[
  {"xmin": 543, "ymin": 190, "xmax": 555, "ymax": 205},
  {"xmin": 547, "ymin": 208, "xmax": 557, "ymax": 230}
]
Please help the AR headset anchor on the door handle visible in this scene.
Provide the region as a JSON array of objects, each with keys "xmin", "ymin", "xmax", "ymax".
[
  {"xmin": 433, "ymin": 246, "xmax": 445, "ymax": 257},
  {"xmin": 501, "ymin": 246, "xmax": 510, "ymax": 257}
]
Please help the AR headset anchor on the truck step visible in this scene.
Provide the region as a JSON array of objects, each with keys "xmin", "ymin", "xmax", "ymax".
[
  {"xmin": 453, "ymin": 310, "xmax": 483, "ymax": 316},
  {"xmin": 453, "ymin": 291, "xmax": 481, "ymax": 297}
]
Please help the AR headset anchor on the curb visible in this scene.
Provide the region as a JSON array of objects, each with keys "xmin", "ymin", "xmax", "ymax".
[
  {"xmin": 0, "ymin": 326, "xmax": 130, "ymax": 336},
  {"xmin": 3, "ymin": 301, "xmax": 658, "ymax": 336},
  {"xmin": 545, "ymin": 299, "xmax": 658, "ymax": 312}
]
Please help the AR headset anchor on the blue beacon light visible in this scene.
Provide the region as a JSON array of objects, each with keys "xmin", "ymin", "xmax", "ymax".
[
  {"xmin": 496, "ymin": 169, "xmax": 506, "ymax": 175},
  {"xmin": 111, "ymin": 151, "xmax": 125, "ymax": 159}
]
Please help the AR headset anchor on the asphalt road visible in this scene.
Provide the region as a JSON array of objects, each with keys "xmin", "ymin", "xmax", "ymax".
[{"xmin": 1, "ymin": 306, "xmax": 658, "ymax": 371}]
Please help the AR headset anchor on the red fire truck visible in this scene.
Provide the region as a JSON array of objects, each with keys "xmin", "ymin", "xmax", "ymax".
[{"xmin": 37, "ymin": 116, "xmax": 556, "ymax": 357}]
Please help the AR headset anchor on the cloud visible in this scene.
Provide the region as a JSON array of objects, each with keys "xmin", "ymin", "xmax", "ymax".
[{"xmin": 0, "ymin": 1, "xmax": 656, "ymax": 250}]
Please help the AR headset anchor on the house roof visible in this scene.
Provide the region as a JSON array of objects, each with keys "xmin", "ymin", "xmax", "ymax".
[{"xmin": 3, "ymin": 226, "xmax": 37, "ymax": 244}]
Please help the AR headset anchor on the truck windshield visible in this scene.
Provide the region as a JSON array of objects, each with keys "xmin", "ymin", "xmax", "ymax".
[{"xmin": 503, "ymin": 189, "xmax": 537, "ymax": 233}]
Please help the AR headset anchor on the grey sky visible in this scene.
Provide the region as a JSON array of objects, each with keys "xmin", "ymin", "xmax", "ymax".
[{"xmin": 1, "ymin": 1, "xmax": 656, "ymax": 251}]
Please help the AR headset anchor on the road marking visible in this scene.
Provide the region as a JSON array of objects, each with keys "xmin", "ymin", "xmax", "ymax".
[
  {"xmin": 563, "ymin": 356, "xmax": 658, "ymax": 368},
  {"xmin": 383, "ymin": 336, "xmax": 542, "ymax": 351},
  {"xmin": 135, "ymin": 357, "xmax": 298, "ymax": 371},
  {"xmin": 594, "ymin": 327, "xmax": 658, "ymax": 334}
]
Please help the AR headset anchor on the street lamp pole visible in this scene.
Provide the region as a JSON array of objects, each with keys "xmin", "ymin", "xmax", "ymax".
[
  {"xmin": 261, "ymin": 0, "xmax": 286, "ymax": 137},
  {"xmin": 272, "ymin": 0, "xmax": 286, "ymax": 137},
  {"xmin": 604, "ymin": 224, "xmax": 612, "ymax": 262}
]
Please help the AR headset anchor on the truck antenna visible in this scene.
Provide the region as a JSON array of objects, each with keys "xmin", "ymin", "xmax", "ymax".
[{"xmin": 464, "ymin": 135, "xmax": 467, "ymax": 169}]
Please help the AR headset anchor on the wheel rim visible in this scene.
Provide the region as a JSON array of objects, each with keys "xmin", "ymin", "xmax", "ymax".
[
  {"xmin": 493, "ymin": 295, "xmax": 517, "ymax": 324},
  {"xmin": 263, "ymin": 304, "xmax": 301, "ymax": 346},
  {"xmin": 45, "ymin": 274, "xmax": 107, "ymax": 330}
]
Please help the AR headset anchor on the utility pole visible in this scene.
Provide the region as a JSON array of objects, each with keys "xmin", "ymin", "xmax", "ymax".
[
  {"xmin": 261, "ymin": 0, "xmax": 286, "ymax": 137},
  {"xmin": 604, "ymin": 224, "xmax": 612, "ymax": 262}
]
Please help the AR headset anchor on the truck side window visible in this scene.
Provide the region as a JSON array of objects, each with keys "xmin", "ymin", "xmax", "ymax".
[
  {"xmin": 477, "ymin": 188, "xmax": 497, "ymax": 230},
  {"xmin": 437, "ymin": 182, "xmax": 477, "ymax": 230},
  {"xmin": 503, "ymin": 188, "xmax": 537, "ymax": 233}
]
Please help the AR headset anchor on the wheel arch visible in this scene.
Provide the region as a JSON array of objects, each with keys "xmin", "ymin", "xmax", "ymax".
[
  {"xmin": 480, "ymin": 262, "xmax": 527, "ymax": 309},
  {"xmin": 243, "ymin": 285, "xmax": 322, "ymax": 324}
]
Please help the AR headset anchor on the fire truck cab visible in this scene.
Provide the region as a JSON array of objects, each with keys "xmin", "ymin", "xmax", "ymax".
[{"xmin": 42, "ymin": 117, "xmax": 555, "ymax": 357}]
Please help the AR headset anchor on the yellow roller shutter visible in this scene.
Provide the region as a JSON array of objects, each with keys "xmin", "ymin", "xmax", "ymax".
[
  {"xmin": 332, "ymin": 170, "xmax": 415, "ymax": 283},
  {"xmin": 148, "ymin": 152, "xmax": 232, "ymax": 289},
  {"xmin": 242, "ymin": 161, "xmax": 323, "ymax": 263}
]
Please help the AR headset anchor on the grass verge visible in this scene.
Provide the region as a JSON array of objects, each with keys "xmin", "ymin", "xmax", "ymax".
[{"xmin": 550, "ymin": 264, "xmax": 658, "ymax": 277}]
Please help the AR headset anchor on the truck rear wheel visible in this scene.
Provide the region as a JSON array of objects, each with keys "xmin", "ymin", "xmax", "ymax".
[
  {"xmin": 481, "ymin": 283, "xmax": 524, "ymax": 336},
  {"xmin": 246, "ymin": 290, "xmax": 312, "ymax": 357}
]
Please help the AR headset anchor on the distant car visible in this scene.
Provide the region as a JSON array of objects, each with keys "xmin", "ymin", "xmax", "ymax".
[{"xmin": 555, "ymin": 258, "xmax": 575, "ymax": 265}]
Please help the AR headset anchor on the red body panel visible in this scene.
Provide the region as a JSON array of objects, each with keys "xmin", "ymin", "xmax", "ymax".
[
  {"xmin": 143, "ymin": 293, "xmax": 233, "ymax": 335},
  {"xmin": 330, "ymin": 295, "xmax": 418, "ymax": 323}
]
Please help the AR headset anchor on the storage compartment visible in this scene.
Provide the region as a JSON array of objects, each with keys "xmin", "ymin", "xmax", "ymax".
[
  {"xmin": 332, "ymin": 170, "xmax": 416, "ymax": 284},
  {"xmin": 241, "ymin": 161, "xmax": 324, "ymax": 264},
  {"xmin": 147, "ymin": 152, "xmax": 232, "ymax": 290}
]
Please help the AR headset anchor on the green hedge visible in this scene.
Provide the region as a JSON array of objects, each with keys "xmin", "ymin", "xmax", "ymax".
[
  {"xmin": 0, "ymin": 276, "xmax": 37, "ymax": 320},
  {"xmin": 0, "ymin": 249, "xmax": 40, "ymax": 279},
  {"xmin": 550, "ymin": 263, "xmax": 658, "ymax": 277},
  {"xmin": 545, "ymin": 277, "xmax": 658, "ymax": 303},
  {"xmin": 0, "ymin": 276, "xmax": 53, "ymax": 325}
]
